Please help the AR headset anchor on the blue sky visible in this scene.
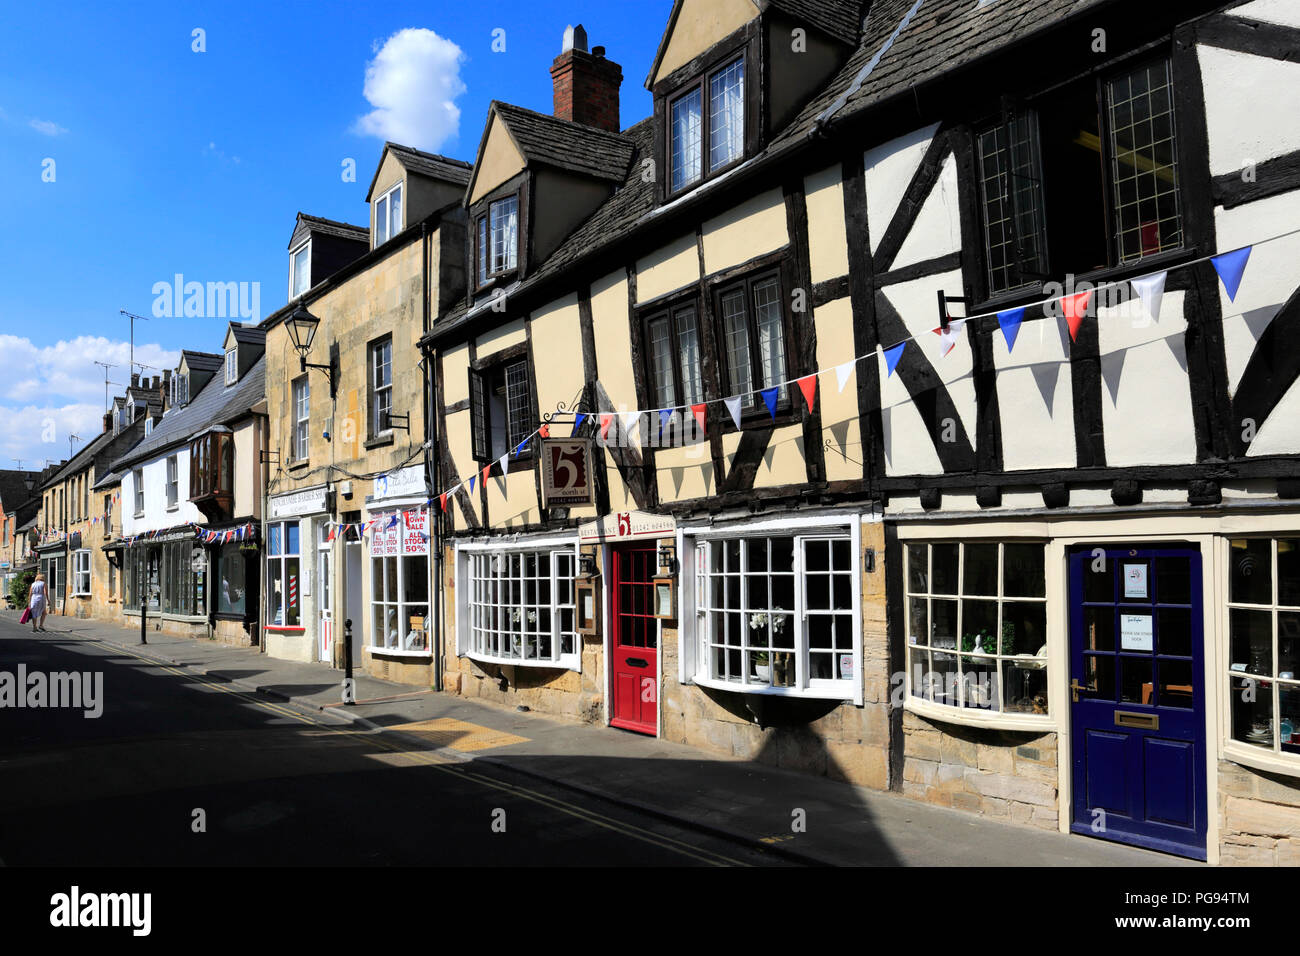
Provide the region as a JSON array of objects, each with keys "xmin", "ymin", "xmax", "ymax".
[{"xmin": 0, "ymin": 0, "xmax": 671, "ymax": 469}]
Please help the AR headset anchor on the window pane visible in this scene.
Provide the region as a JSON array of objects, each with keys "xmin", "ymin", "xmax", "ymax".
[
  {"xmin": 389, "ymin": 185, "xmax": 402, "ymax": 235},
  {"xmin": 1003, "ymin": 544, "xmax": 1045, "ymax": 597},
  {"xmin": 648, "ymin": 316, "xmax": 675, "ymax": 408},
  {"xmin": 1279, "ymin": 540, "xmax": 1300, "ymax": 607},
  {"xmin": 675, "ymin": 307, "xmax": 703, "ymax": 406},
  {"xmin": 490, "ymin": 196, "xmax": 518, "ymax": 274},
  {"xmin": 977, "ymin": 112, "xmax": 1047, "ymax": 294},
  {"xmin": 1229, "ymin": 539, "xmax": 1272, "ymax": 605},
  {"xmin": 751, "ymin": 278, "xmax": 785, "ymax": 390},
  {"xmin": 720, "ymin": 289, "xmax": 752, "ymax": 404},
  {"xmin": 931, "ymin": 544, "xmax": 959, "ymax": 595},
  {"xmin": 504, "ymin": 361, "xmax": 531, "ymax": 448},
  {"xmin": 708, "ymin": 58, "xmax": 744, "ymax": 172},
  {"xmin": 670, "ymin": 88, "xmax": 702, "ymax": 191},
  {"xmin": 477, "ymin": 216, "xmax": 487, "ymax": 285},
  {"xmin": 963, "ymin": 543, "xmax": 998, "ymax": 597},
  {"xmin": 1107, "ymin": 59, "xmax": 1182, "ymax": 262}
]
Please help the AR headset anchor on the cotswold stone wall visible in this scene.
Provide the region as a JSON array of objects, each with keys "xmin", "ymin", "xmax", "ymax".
[
  {"xmin": 901, "ymin": 712, "xmax": 1059, "ymax": 831},
  {"xmin": 1217, "ymin": 761, "xmax": 1300, "ymax": 865}
]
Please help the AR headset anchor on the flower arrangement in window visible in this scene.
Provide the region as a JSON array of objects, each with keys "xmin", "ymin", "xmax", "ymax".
[{"xmin": 749, "ymin": 609, "xmax": 794, "ymax": 686}]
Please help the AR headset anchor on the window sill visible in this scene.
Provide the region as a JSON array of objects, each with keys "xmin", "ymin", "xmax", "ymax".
[
  {"xmin": 364, "ymin": 435, "xmax": 394, "ymax": 450},
  {"xmin": 1222, "ymin": 741, "xmax": 1300, "ymax": 780},
  {"xmin": 286, "ymin": 459, "xmax": 310, "ymax": 472},
  {"xmin": 463, "ymin": 650, "xmax": 579, "ymax": 672},
  {"xmin": 265, "ymin": 625, "xmax": 305, "ymax": 633},
  {"xmin": 371, "ymin": 646, "xmax": 433, "ymax": 659},
  {"xmin": 686, "ymin": 673, "xmax": 853, "ymax": 702},
  {"xmin": 904, "ymin": 695, "xmax": 1056, "ymax": 733}
]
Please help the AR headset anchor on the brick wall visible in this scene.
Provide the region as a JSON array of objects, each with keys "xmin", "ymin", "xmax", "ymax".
[{"xmin": 550, "ymin": 49, "xmax": 622, "ymax": 133}]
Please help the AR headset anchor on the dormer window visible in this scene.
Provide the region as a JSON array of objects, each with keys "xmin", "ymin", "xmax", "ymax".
[
  {"xmin": 144, "ymin": 417, "xmax": 154, "ymax": 438},
  {"xmin": 375, "ymin": 183, "xmax": 403, "ymax": 245},
  {"xmin": 475, "ymin": 194, "xmax": 519, "ymax": 287},
  {"xmin": 225, "ymin": 348, "xmax": 238, "ymax": 385},
  {"xmin": 669, "ymin": 54, "xmax": 745, "ymax": 194},
  {"xmin": 290, "ymin": 240, "xmax": 311, "ymax": 298},
  {"xmin": 170, "ymin": 372, "xmax": 189, "ymax": 407}
]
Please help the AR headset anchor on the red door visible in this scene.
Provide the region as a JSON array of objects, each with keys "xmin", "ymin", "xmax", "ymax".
[{"xmin": 610, "ymin": 545, "xmax": 658, "ymax": 735}]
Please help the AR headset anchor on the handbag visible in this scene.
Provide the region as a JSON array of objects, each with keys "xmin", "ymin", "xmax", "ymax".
[{"xmin": 19, "ymin": 607, "xmax": 31, "ymax": 624}]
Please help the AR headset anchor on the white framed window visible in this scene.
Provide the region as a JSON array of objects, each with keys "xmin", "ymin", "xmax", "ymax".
[
  {"xmin": 1226, "ymin": 537, "xmax": 1300, "ymax": 763},
  {"xmin": 374, "ymin": 183, "xmax": 403, "ymax": 245},
  {"xmin": 292, "ymin": 376, "xmax": 310, "ymax": 460},
  {"xmin": 145, "ymin": 418, "xmax": 154, "ymax": 437},
  {"xmin": 475, "ymin": 195, "xmax": 518, "ymax": 286},
  {"xmin": 165, "ymin": 455, "xmax": 179, "ymax": 509},
  {"xmin": 225, "ymin": 348, "xmax": 238, "ymax": 385},
  {"xmin": 73, "ymin": 549, "xmax": 92, "ymax": 596},
  {"xmin": 290, "ymin": 240, "xmax": 311, "ymax": 298},
  {"xmin": 266, "ymin": 521, "xmax": 301, "ymax": 627},
  {"xmin": 132, "ymin": 468, "xmax": 144, "ymax": 517},
  {"xmin": 684, "ymin": 528, "xmax": 859, "ymax": 700},
  {"xmin": 370, "ymin": 338, "xmax": 392, "ymax": 435},
  {"xmin": 458, "ymin": 544, "xmax": 579, "ymax": 669},
  {"xmin": 904, "ymin": 541, "xmax": 1049, "ymax": 717},
  {"xmin": 369, "ymin": 510, "xmax": 430, "ymax": 655}
]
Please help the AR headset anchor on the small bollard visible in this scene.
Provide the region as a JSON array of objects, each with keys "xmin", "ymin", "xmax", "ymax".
[
  {"xmin": 140, "ymin": 600, "xmax": 147, "ymax": 645},
  {"xmin": 343, "ymin": 618, "xmax": 354, "ymax": 706}
]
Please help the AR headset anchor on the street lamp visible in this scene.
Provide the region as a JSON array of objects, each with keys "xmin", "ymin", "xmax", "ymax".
[{"xmin": 285, "ymin": 304, "xmax": 337, "ymax": 398}]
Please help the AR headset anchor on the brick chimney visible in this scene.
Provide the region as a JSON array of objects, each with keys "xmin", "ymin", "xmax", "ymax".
[{"xmin": 550, "ymin": 25, "xmax": 622, "ymax": 133}]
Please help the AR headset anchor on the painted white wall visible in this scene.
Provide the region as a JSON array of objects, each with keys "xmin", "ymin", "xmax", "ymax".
[
  {"xmin": 864, "ymin": 124, "xmax": 940, "ymax": 253},
  {"xmin": 1199, "ymin": 44, "xmax": 1300, "ymax": 176},
  {"xmin": 993, "ymin": 314, "xmax": 1077, "ymax": 471},
  {"xmin": 891, "ymin": 153, "xmax": 962, "ymax": 271},
  {"xmin": 1229, "ymin": 0, "xmax": 1300, "ymax": 28},
  {"xmin": 121, "ymin": 448, "xmax": 204, "ymax": 536}
]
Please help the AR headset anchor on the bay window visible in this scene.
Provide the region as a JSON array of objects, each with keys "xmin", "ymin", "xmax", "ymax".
[
  {"xmin": 1227, "ymin": 538, "xmax": 1300, "ymax": 760},
  {"xmin": 267, "ymin": 520, "xmax": 301, "ymax": 627},
  {"xmin": 682, "ymin": 525, "xmax": 861, "ymax": 700},
  {"xmin": 460, "ymin": 546, "xmax": 579, "ymax": 669},
  {"xmin": 905, "ymin": 541, "xmax": 1049, "ymax": 716},
  {"xmin": 190, "ymin": 432, "xmax": 233, "ymax": 502}
]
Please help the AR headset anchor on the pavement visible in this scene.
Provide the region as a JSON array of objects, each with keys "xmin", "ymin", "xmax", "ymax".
[{"xmin": 4, "ymin": 609, "xmax": 1193, "ymax": 867}]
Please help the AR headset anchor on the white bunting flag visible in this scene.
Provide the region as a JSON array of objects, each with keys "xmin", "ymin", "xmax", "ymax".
[
  {"xmin": 1130, "ymin": 271, "xmax": 1167, "ymax": 324},
  {"xmin": 835, "ymin": 360, "xmax": 856, "ymax": 393},
  {"xmin": 724, "ymin": 395, "xmax": 744, "ymax": 430},
  {"xmin": 499, "ymin": 454, "xmax": 509, "ymax": 477},
  {"xmin": 621, "ymin": 411, "xmax": 640, "ymax": 444},
  {"xmin": 938, "ymin": 318, "xmax": 967, "ymax": 357}
]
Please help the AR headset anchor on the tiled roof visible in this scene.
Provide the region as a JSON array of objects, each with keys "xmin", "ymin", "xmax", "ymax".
[
  {"xmin": 0, "ymin": 470, "xmax": 41, "ymax": 511},
  {"xmin": 291, "ymin": 213, "xmax": 369, "ymax": 247},
  {"xmin": 492, "ymin": 102, "xmax": 636, "ymax": 184},
  {"xmin": 228, "ymin": 324, "xmax": 266, "ymax": 346},
  {"xmin": 766, "ymin": 0, "xmax": 865, "ymax": 44},
  {"xmin": 182, "ymin": 350, "xmax": 223, "ymax": 372},
  {"xmin": 365, "ymin": 143, "xmax": 473, "ymax": 201},
  {"xmin": 112, "ymin": 356, "xmax": 265, "ymax": 471}
]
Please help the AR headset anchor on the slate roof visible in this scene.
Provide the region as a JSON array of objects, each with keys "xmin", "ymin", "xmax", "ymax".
[
  {"xmin": 766, "ymin": 0, "xmax": 865, "ymax": 44},
  {"xmin": 112, "ymin": 355, "xmax": 266, "ymax": 471},
  {"xmin": 365, "ymin": 143, "xmax": 473, "ymax": 201},
  {"xmin": 92, "ymin": 470, "xmax": 121, "ymax": 492},
  {"xmin": 490, "ymin": 102, "xmax": 636, "ymax": 184},
  {"xmin": 290, "ymin": 213, "xmax": 369, "ymax": 248},
  {"xmin": 228, "ymin": 324, "xmax": 266, "ymax": 346},
  {"xmin": 0, "ymin": 470, "xmax": 41, "ymax": 512},
  {"xmin": 182, "ymin": 350, "xmax": 223, "ymax": 372},
  {"xmin": 44, "ymin": 428, "xmax": 120, "ymax": 489}
]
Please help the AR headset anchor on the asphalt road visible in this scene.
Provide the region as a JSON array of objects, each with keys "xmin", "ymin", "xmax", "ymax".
[{"xmin": 0, "ymin": 617, "xmax": 787, "ymax": 866}]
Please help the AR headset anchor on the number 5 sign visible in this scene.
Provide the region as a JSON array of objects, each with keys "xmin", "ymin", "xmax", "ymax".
[{"xmin": 540, "ymin": 438, "xmax": 594, "ymax": 507}]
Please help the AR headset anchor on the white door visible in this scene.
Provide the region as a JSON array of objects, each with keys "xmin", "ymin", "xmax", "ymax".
[{"xmin": 318, "ymin": 525, "xmax": 332, "ymax": 663}]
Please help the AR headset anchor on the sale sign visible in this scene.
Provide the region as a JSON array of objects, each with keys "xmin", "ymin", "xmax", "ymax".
[{"xmin": 540, "ymin": 438, "xmax": 594, "ymax": 507}]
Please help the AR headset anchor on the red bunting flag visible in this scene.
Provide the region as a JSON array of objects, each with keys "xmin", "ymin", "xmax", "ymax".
[
  {"xmin": 482, "ymin": 464, "xmax": 491, "ymax": 485},
  {"xmin": 439, "ymin": 492, "xmax": 448, "ymax": 513},
  {"xmin": 538, "ymin": 424, "xmax": 550, "ymax": 439},
  {"xmin": 796, "ymin": 375, "xmax": 817, "ymax": 412},
  {"xmin": 691, "ymin": 403, "xmax": 706, "ymax": 431},
  {"xmin": 1062, "ymin": 290, "xmax": 1093, "ymax": 342},
  {"xmin": 600, "ymin": 414, "xmax": 613, "ymax": 439}
]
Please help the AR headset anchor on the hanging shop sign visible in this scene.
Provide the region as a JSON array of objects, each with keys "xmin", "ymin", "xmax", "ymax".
[
  {"xmin": 269, "ymin": 486, "xmax": 328, "ymax": 519},
  {"xmin": 579, "ymin": 510, "xmax": 676, "ymax": 543},
  {"xmin": 540, "ymin": 438, "xmax": 594, "ymax": 507}
]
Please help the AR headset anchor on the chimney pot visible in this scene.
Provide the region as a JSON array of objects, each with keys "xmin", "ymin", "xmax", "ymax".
[
  {"xmin": 550, "ymin": 32, "xmax": 622, "ymax": 133},
  {"xmin": 131, "ymin": 373, "xmax": 140, "ymax": 387},
  {"xmin": 593, "ymin": 45, "xmax": 605, "ymax": 58}
]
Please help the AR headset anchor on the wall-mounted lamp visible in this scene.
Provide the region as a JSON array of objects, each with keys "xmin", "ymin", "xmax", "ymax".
[
  {"xmin": 657, "ymin": 542, "xmax": 677, "ymax": 574},
  {"xmin": 285, "ymin": 304, "xmax": 338, "ymax": 399},
  {"xmin": 578, "ymin": 553, "xmax": 597, "ymax": 578}
]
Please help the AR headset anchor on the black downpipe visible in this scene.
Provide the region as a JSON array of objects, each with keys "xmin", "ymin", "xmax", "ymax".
[{"xmin": 421, "ymin": 224, "xmax": 443, "ymax": 693}]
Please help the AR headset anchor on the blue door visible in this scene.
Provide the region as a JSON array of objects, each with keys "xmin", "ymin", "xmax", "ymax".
[{"xmin": 1068, "ymin": 545, "xmax": 1207, "ymax": 859}]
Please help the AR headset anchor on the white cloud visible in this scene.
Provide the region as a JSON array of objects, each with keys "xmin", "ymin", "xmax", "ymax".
[
  {"xmin": 0, "ymin": 335, "xmax": 180, "ymax": 466},
  {"xmin": 353, "ymin": 28, "xmax": 466, "ymax": 152},
  {"xmin": 29, "ymin": 118, "xmax": 68, "ymax": 136}
]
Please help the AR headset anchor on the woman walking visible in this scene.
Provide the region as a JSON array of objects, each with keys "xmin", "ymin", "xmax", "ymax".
[{"xmin": 29, "ymin": 572, "xmax": 48, "ymax": 632}]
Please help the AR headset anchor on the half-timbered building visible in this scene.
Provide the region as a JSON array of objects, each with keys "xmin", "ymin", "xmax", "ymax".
[{"xmin": 421, "ymin": 0, "xmax": 1300, "ymax": 864}]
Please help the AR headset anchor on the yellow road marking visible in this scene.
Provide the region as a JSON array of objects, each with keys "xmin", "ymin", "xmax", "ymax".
[{"xmin": 79, "ymin": 637, "xmax": 751, "ymax": 867}]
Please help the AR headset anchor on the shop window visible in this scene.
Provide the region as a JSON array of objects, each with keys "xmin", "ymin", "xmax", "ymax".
[
  {"xmin": 688, "ymin": 533, "xmax": 858, "ymax": 697},
  {"xmin": 469, "ymin": 357, "xmax": 532, "ymax": 462},
  {"xmin": 267, "ymin": 521, "xmax": 301, "ymax": 627},
  {"xmin": 1227, "ymin": 538, "xmax": 1300, "ymax": 760},
  {"xmin": 462, "ymin": 548, "xmax": 578, "ymax": 668},
  {"xmin": 369, "ymin": 510, "xmax": 430, "ymax": 654},
  {"xmin": 905, "ymin": 541, "xmax": 1048, "ymax": 715},
  {"xmin": 977, "ymin": 57, "xmax": 1183, "ymax": 297},
  {"xmin": 217, "ymin": 543, "xmax": 247, "ymax": 616},
  {"xmin": 73, "ymin": 549, "xmax": 91, "ymax": 596}
]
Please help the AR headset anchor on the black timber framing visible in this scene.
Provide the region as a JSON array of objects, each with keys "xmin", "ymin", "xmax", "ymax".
[
  {"xmin": 624, "ymin": 266, "xmax": 659, "ymax": 508},
  {"xmin": 783, "ymin": 179, "xmax": 827, "ymax": 487},
  {"xmin": 871, "ymin": 130, "xmax": 951, "ymax": 275},
  {"xmin": 1213, "ymin": 150, "xmax": 1300, "ymax": 209},
  {"xmin": 694, "ymin": 225, "xmax": 729, "ymax": 501},
  {"xmin": 576, "ymin": 286, "xmax": 612, "ymax": 517},
  {"xmin": 1196, "ymin": 13, "xmax": 1300, "ymax": 63},
  {"xmin": 840, "ymin": 154, "xmax": 882, "ymax": 489},
  {"xmin": 1231, "ymin": 286, "xmax": 1300, "ymax": 458}
]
